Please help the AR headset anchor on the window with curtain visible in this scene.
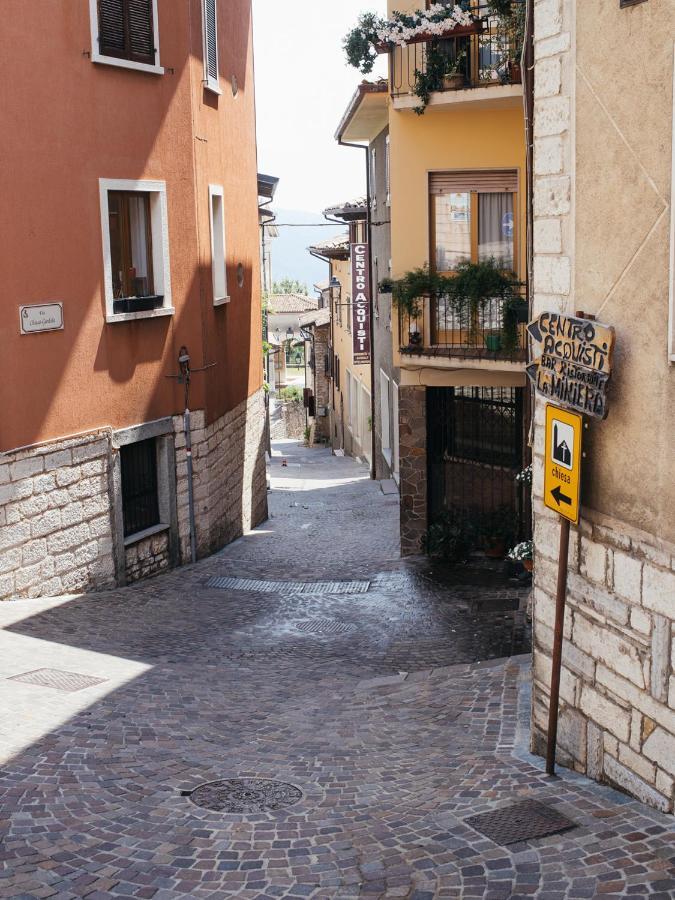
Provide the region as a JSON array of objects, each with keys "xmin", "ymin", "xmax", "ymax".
[
  {"xmin": 434, "ymin": 192, "xmax": 471, "ymax": 272},
  {"xmin": 478, "ymin": 192, "xmax": 514, "ymax": 269},
  {"xmin": 108, "ymin": 191, "xmax": 154, "ymax": 298},
  {"xmin": 430, "ymin": 170, "xmax": 518, "ymax": 275}
]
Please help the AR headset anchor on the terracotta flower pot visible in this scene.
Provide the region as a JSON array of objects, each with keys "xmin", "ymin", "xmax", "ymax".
[
  {"xmin": 442, "ymin": 72, "xmax": 465, "ymax": 91},
  {"xmin": 509, "ymin": 61, "xmax": 522, "ymax": 84},
  {"xmin": 523, "ymin": 558, "xmax": 533, "ymax": 572}
]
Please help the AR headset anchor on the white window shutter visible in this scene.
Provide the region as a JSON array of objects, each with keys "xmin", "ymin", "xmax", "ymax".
[{"xmin": 203, "ymin": 0, "xmax": 219, "ymax": 92}]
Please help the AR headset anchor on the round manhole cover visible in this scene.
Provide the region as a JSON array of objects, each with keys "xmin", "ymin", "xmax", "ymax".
[{"xmin": 187, "ymin": 778, "xmax": 303, "ymax": 813}]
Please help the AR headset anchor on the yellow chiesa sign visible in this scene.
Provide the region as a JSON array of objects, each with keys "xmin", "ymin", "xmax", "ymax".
[{"xmin": 544, "ymin": 404, "xmax": 582, "ymax": 524}]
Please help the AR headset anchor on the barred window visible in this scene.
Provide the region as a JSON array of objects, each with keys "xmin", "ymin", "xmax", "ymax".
[{"xmin": 121, "ymin": 438, "xmax": 160, "ymax": 537}]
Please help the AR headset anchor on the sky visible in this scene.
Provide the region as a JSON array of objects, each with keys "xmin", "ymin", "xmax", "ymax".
[{"xmin": 252, "ymin": 0, "xmax": 387, "ymax": 217}]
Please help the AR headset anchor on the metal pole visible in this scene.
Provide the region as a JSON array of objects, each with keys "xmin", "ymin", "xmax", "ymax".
[
  {"xmin": 184, "ymin": 407, "xmax": 197, "ymax": 565},
  {"xmin": 546, "ymin": 516, "xmax": 571, "ymax": 775}
]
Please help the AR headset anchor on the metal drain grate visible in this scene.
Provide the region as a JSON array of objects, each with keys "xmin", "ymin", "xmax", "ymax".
[
  {"xmin": 464, "ymin": 800, "xmax": 576, "ymax": 845},
  {"xmin": 186, "ymin": 778, "xmax": 303, "ymax": 813},
  {"xmin": 8, "ymin": 668, "xmax": 107, "ymax": 693},
  {"xmin": 207, "ymin": 577, "xmax": 370, "ymax": 595},
  {"xmin": 295, "ymin": 619, "xmax": 356, "ymax": 635}
]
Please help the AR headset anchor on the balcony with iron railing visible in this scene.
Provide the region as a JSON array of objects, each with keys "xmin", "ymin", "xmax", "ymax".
[
  {"xmin": 387, "ymin": 1, "xmax": 525, "ymax": 110},
  {"xmin": 398, "ymin": 285, "xmax": 528, "ymax": 366}
]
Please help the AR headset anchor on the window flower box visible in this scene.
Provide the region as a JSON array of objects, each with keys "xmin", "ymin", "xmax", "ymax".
[{"xmin": 113, "ymin": 295, "xmax": 164, "ymax": 315}]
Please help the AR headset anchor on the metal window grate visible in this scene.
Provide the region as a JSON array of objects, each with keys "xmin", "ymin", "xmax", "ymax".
[
  {"xmin": 121, "ymin": 438, "xmax": 160, "ymax": 537},
  {"xmin": 295, "ymin": 619, "xmax": 357, "ymax": 635},
  {"xmin": 206, "ymin": 577, "xmax": 370, "ymax": 595},
  {"xmin": 9, "ymin": 669, "xmax": 107, "ymax": 693},
  {"xmin": 464, "ymin": 800, "xmax": 576, "ymax": 845}
]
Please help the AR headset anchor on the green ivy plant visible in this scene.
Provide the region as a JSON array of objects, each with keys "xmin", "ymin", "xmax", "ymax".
[
  {"xmin": 413, "ymin": 46, "xmax": 466, "ymax": 115},
  {"xmin": 343, "ymin": 12, "xmax": 384, "ymax": 74},
  {"xmin": 390, "ymin": 259, "xmax": 523, "ymax": 346},
  {"xmin": 487, "ymin": 0, "xmax": 526, "ymax": 78}
]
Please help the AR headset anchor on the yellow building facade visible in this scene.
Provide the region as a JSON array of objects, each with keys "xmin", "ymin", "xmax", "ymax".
[
  {"xmin": 310, "ymin": 224, "xmax": 372, "ymax": 465},
  {"xmin": 384, "ymin": 0, "xmax": 531, "ymax": 554}
]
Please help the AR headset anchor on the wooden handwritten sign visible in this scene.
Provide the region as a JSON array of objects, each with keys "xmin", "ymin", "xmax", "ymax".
[
  {"xmin": 528, "ymin": 312, "xmax": 615, "ymax": 374},
  {"xmin": 527, "ymin": 312, "xmax": 615, "ymax": 420}
]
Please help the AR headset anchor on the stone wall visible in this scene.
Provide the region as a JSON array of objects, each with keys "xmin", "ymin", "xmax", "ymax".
[
  {"xmin": 0, "ymin": 431, "xmax": 116, "ymax": 599},
  {"xmin": 532, "ymin": 498, "xmax": 675, "ymax": 813},
  {"xmin": 173, "ymin": 389, "xmax": 268, "ymax": 561},
  {"xmin": 125, "ymin": 529, "xmax": 171, "ymax": 583},
  {"xmin": 311, "ymin": 323, "xmax": 331, "ymax": 443},
  {"xmin": 531, "ymin": 0, "xmax": 675, "ymax": 813},
  {"xmin": 269, "ymin": 399, "xmax": 306, "ymax": 442},
  {"xmin": 1, "ymin": 389, "xmax": 268, "ymax": 600},
  {"xmin": 399, "ymin": 385, "xmax": 426, "ymax": 556}
]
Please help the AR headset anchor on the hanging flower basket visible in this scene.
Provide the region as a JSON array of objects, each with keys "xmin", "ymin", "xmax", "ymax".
[
  {"xmin": 344, "ymin": 5, "xmax": 481, "ymax": 74},
  {"xmin": 374, "ymin": 20, "xmax": 483, "ymax": 53}
]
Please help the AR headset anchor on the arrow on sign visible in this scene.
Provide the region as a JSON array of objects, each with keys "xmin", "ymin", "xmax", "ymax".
[{"xmin": 551, "ymin": 485, "xmax": 572, "ymax": 507}]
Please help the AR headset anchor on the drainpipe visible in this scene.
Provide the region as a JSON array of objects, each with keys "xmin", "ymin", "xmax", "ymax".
[
  {"xmin": 178, "ymin": 349, "xmax": 198, "ymax": 565},
  {"xmin": 165, "ymin": 347, "xmax": 215, "ymax": 565},
  {"xmin": 337, "ymin": 136, "xmax": 377, "ymax": 480},
  {"xmin": 523, "ymin": 0, "xmax": 536, "ymax": 516},
  {"xmin": 183, "ymin": 407, "xmax": 197, "ymax": 564}
]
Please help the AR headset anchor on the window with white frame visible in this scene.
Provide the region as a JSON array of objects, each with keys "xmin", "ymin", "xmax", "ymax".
[
  {"xmin": 99, "ymin": 179, "xmax": 172, "ymax": 322},
  {"xmin": 392, "ymin": 382, "xmax": 400, "ymax": 480},
  {"xmin": 359, "ymin": 384, "xmax": 371, "ymax": 461},
  {"xmin": 203, "ymin": 0, "xmax": 220, "ymax": 93},
  {"xmin": 209, "ymin": 185, "xmax": 229, "ymax": 305},
  {"xmin": 345, "ymin": 370, "xmax": 352, "ymax": 428},
  {"xmin": 669, "ymin": 44, "xmax": 675, "ymax": 363},
  {"xmin": 370, "ymin": 148, "xmax": 377, "ymax": 211},
  {"xmin": 385, "ymin": 134, "xmax": 391, "ymax": 206},
  {"xmin": 353, "ymin": 382, "xmax": 361, "ymax": 440},
  {"xmin": 379, "ymin": 369, "xmax": 391, "ymax": 465},
  {"xmin": 89, "ymin": 0, "xmax": 163, "ymax": 75}
]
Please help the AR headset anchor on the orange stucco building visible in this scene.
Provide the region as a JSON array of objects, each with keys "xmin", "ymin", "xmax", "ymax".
[{"xmin": 0, "ymin": 0, "xmax": 267, "ymax": 598}]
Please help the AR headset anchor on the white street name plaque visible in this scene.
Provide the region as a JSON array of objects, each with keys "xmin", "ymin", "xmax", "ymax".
[{"xmin": 20, "ymin": 302, "xmax": 64, "ymax": 335}]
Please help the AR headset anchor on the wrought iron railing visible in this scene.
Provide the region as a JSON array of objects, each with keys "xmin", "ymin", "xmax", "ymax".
[
  {"xmin": 389, "ymin": 1, "xmax": 525, "ymax": 99},
  {"xmin": 398, "ymin": 286, "xmax": 528, "ymax": 362}
]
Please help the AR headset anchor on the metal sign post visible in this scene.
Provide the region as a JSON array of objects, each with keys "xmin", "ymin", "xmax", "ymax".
[
  {"xmin": 546, "ymin": 516, "xmax": 571, "ymax": 775},
  {"xmin": 543, "ymin": 403, "xmax": 582, "ymax": 775},
  {"xmin": 529, "ymin": 310, "xmax": 615, "ymax": 776}
]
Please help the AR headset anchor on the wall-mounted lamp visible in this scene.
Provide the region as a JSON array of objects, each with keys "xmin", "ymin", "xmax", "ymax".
[{"xmin": 330, "ymin": 276, "xmax": 341, "ymax": 305}]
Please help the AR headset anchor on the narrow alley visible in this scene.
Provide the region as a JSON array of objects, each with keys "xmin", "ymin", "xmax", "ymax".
[{"xmin": 0, "ymin": 442, "xmax": 673, "ymax": 899}]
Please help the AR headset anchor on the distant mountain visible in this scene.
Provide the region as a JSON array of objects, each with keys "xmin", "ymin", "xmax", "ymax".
[{"xmin": 266, "ymin": 208, "xmax": 345, "ymax": 295}]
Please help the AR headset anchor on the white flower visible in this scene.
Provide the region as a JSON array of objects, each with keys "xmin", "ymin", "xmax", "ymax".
[{"xmin": 376, "ymin": 3, "xmax": 474, "ymax": 46}]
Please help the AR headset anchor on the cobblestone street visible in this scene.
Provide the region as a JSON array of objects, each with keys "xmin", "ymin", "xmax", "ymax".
[{"xmin": 0, "ymin": 441, "xmax": 673, "ymax": 899}]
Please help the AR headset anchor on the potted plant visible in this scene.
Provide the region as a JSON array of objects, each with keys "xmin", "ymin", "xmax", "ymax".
[
  {"xmin": 501, "ymin": 293, "xmax": 529, "ymax": 352},
  {"xmin": 508, "ymin": 540, "xmax": 533, "ymax": 572},
  {"xmin": 409, "ymin": 321, "xmax": 423, "ymax": 346},
  {"xmin": 485, "ymin": 331, "xmax": 502, "ymax": 352},
  {"xmin": 442, "ymin": 49, "xmax": 466, "ymax": 91},
  {"xmin": 448, "ymin": 258, "xmax": 519, "ymax": 345}
]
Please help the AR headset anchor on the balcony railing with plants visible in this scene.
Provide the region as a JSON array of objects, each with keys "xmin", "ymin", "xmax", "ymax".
[
  {"xmin": 344, "ymin": 1, "xmax": 525, "ymax": 113},
  {"xmin": 383, "ymin": 260, "xmax": 528, "ymax": 362}
]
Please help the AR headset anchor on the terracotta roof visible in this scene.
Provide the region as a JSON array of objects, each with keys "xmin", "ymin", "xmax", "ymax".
[
  {"xmin": 308, "ymin": 233, "xmax": 350, "ymax": 258},
  {"xmin": 267, "ymin": 293, "xmax": 319, "ymax": 314},
  {"xmin": 323, "ymin": 197, "xmax": 368, "ymax": 220},
  {"xmin": 300, "ymin": 308, "xmax": 331, "ymax": 328}
]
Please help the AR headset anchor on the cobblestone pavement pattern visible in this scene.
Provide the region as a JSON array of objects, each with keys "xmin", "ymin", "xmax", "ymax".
[{"xmin": 0, "ymin": 441, "xmax": 673, "ymax": 899}]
